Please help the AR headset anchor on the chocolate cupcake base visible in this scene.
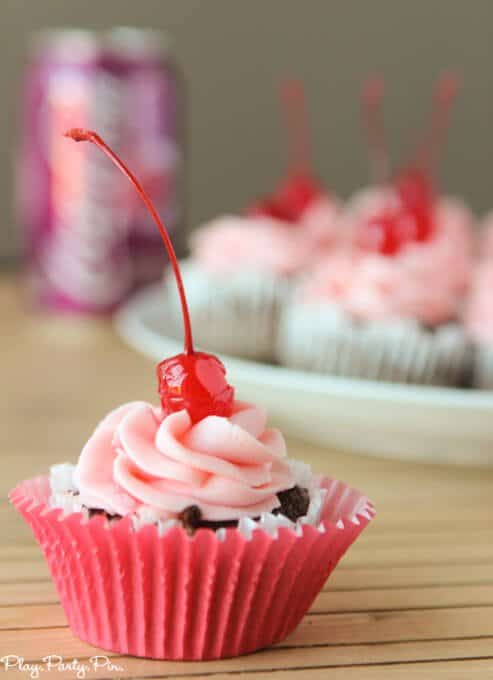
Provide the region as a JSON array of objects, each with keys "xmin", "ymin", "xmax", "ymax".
[
  {"xmin": 84, "ymin": 485, "xmax": 311, "ymax": 534},
  {"xmin": 178, "ymin": 485, "xmax": 310, "ymax": 534}
]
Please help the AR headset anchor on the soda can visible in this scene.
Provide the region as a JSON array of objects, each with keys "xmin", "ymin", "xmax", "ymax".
[{"xmin": 17, "ymin": 28, "xmax": 183, "ymax": 314}]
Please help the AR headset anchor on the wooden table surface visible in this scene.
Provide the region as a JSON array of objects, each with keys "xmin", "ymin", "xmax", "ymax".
[{"xmin": 1, "ymin": 275, "xmax": 493, "ymax": 679}]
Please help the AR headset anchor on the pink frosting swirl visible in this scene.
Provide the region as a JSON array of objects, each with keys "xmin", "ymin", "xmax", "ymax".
[
  {"xmin": 299, "ymin": 195, "xmax": 343, "ymax": 251},
  {"xmin": 73, "ymin": 401, "xmax": 294, "ymax": 521},
  {"xmin": 298, "ymin": 191, "xmax": 474, "ymax": 325},
  {"xmin": 191, "ymin": 214, "xmax": 336, "ymax": 277}
]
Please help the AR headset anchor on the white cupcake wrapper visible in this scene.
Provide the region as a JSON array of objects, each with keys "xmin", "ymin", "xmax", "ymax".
[
  {"xmin": 49, "ymin": 460, "xmax": 332, "ymax": 539},
  {"xmin": 471, "ymin": 343, "xmax": 493, "ymax": 389},
  {"xmin": 278, "ymin": 303, "xmax": 472, "ymax": 387},
  {"xmin": 163, "ymin": 261, "xmax": 289, "ymax": 361}
]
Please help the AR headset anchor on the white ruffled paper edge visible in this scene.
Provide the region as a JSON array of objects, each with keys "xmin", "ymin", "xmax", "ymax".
[{"xmin": 49, "ymin": 459, "xmax": 328, "ymax": 540}]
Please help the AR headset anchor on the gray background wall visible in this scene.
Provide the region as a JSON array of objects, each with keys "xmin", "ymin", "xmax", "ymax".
[{"xmin": 2, "ymin": 0, "xmax": 493, "ymax": 260}]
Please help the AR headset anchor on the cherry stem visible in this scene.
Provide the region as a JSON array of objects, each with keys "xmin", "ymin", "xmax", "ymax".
[
  {"xmin": 361, "ymin": 75, "xmax": 389, "ymax": 184},
  {"xmin": 65, "ymin": 128, "xmax": 194, "ymax": 355},
  {"xmin": 280, "ymin": 79, "xmax": 312, "ymax": 176},
  {"xmin": 415, "ymin": 72, "xmax": 460, "ymax": 176}
]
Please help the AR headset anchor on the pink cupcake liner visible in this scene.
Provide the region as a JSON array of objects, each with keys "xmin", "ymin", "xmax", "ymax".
[{"xmin": 9, "ymin": 475, "xmax": 374, "ymax": 660}]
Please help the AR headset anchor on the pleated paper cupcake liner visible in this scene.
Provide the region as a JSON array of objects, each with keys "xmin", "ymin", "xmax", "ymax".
[
  {"xmin": 471, "ymin": 343, "xmax": 493, "ymax": 389},
  {"xmin": 10, "ymin": 475, "xmax": 374, "ymax": 660},
  {"xmin": 164, "ymin": 261, "xmax": 289, "ymax": 361},
  {"xmin": 277, "ymin": 303, "xmax": 473, "ymax": 387}
]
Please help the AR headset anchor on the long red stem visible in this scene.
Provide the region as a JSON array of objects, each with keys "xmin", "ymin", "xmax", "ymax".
[
  {"xmin": 280, "ymin": 80, "xmax": 312, "ymax": 176},
  {"xmin": 65, "ymin": 128, "xmax": 194, "ymax": 355},
  {"xmin": 415, "ymin": 72, "xmax": 460, "ymax": 175},
  {"xmin": 361, "ymin": 75, "xmax": 389, "ymax": 183}
]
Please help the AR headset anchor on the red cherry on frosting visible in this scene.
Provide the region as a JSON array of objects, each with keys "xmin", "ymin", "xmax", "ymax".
[
  {"xmin": 357, "ymin": 200, "xmax": 433, "ymax": 256},
  {"xmin": 356, "ymin": 171, "xmax": 436, "ymax": 257},
  {"xmin": 247, "ymin": 80, "xmax": 323, "ymax": 222},
  {"xmin": 248, "ymin": 174, "xmax": 323, "ymax": 223},
  {"xmin": 274, "ymin": 173, "xmax": 323, "ymax": 221},
  {"xmin": 358, "ymin": 73, "xmax": 459, "ymax": 256},
  {"xmin": 248, "ymin": 195, "xmax": 294, "ymax": 222},
  {"xmin": 363, "ymin": 167, "xmax": 435, "ymax": 255},
  {"xmin": 157, "ymin": 352, "xmax": 234, "ymax": 423},
  {"xmin": 357, "ymin": 210, "xmax": 401, "ymax": 256},
  {"xmin": 65, "ymin": 128, "xmax": 234, "ymax": 423}
]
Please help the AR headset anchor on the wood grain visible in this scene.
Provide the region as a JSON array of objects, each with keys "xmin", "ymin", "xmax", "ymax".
[{"xmin": 1, "ymin": 274, "xmax": 493, "ymax": 679}]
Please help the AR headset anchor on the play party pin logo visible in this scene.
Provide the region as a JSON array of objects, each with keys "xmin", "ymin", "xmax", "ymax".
[{"xmin": 0, "ymin": 655, "xmax": 124, "ymax": 679}]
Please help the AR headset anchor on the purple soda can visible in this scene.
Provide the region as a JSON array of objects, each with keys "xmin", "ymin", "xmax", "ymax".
[{"xmin": 17, "ymin": 28, "xmax": 183, "ymax": 314}]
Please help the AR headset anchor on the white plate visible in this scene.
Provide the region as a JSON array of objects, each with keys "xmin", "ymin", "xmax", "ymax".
[{"xmin": 115, "ymin": 284, "xmax": 493, "ymax": 466}]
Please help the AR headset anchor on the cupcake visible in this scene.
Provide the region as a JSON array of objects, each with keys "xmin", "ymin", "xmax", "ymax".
[
  {"xmin": 10, "ymin": 129, "xmax": 374, "ymax": 661},
  {"xmin": 164, "ymin": 214, "xmax": 315, "ymax": 361},
  {"xmin": 278, "ymin": 75, "xmax": 475, "ymax": 386},
  {"xmin": 247, "ymin": 79, "xmax": 341, "ymax": 250},
  {"xmin": 464, "ymin": 217, "xmax": 493, "ymax": 388}
]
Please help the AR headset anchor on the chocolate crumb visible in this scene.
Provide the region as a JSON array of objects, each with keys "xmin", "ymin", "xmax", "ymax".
[
  {"xmin": 177, "ymin": 485, "xmax": 310, "ymax": 534},
  {"xmin": 178, "ymin": 505, "xmax": 203, "ymax": 535},
  {"xmin": 81, "ymin": 485, "xmax": 310, "ymax": 534},
  {"xmin": 85, "ymin": 507, "xmax": 122, "ymax": 521},
  {"xmin": 197, "ymin": 517, "xmax": 239, "ymax": 531},
  {"xmin": 275, "ymin": 486, "xmax": 310, "ymax": 523}
]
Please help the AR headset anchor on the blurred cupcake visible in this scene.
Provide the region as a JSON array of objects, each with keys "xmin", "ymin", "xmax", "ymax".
[
  {"xmin": 278, "ymin": 227, "xmax": 474, "ymax": 386},
  {"xmin": 11, "ymin": 130, "xmax": 374, "ymax": 661},
  {"xmin": 165, "ymin": 215, "xmax": 315, "ymax": 361},
  {"xmin": 247, "ymin": 79, "xmax": 342, "ymax": 252},
  {"xmin": 464, "ymin": 219, "xmax": 493, "ymax": 388},
  {"xmin": 278, "ymin": 73, "xmax": 476, "ymax": 386}
]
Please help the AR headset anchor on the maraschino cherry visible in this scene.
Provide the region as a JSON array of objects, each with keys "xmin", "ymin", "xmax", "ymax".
[
  {"xmin": 358, "ymin": 73, "xmax": 460, "ymax": 256},
  {"xmin": 248, "ymin": 80, "xmax": 324, "ymax": 222},
  {"xmin": 66, "ymin": 128, "xmax": 234, "ymax": 423}
]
